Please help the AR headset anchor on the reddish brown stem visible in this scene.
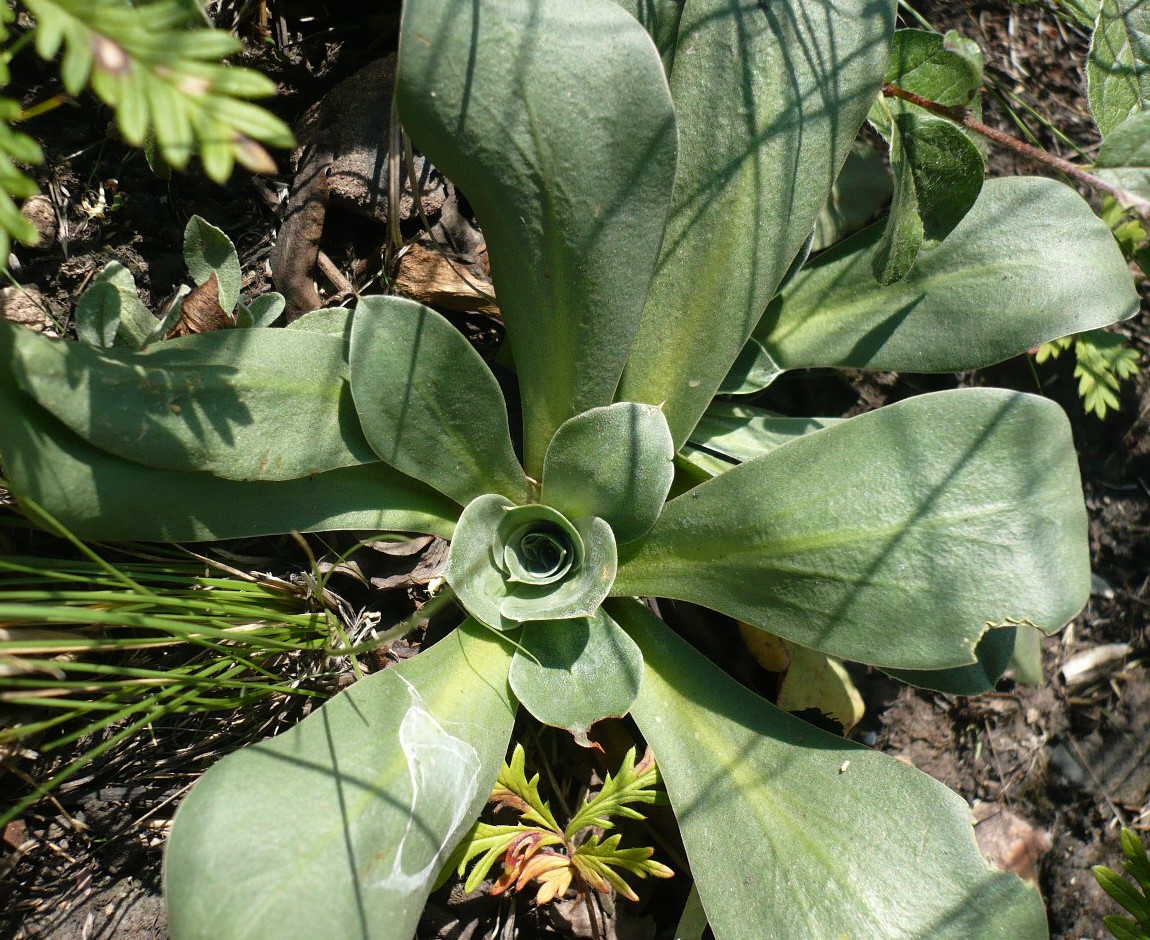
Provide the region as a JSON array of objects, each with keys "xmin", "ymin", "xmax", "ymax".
[{"xmin": 881, "ymin": 82, "xmax": 1150, "ymax": 221}]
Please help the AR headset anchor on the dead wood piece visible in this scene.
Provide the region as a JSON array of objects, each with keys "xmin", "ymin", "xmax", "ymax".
[
  {"xmin": 395, "ymin": 243, "xmax": 498, "ymax": 315},
  {"xmin": 270, "ymin": 153, "xmax": 331, "ymax": 321}
]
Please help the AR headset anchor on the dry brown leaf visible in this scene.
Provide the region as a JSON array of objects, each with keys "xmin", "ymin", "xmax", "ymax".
[{"xmin": 168, "ymin": 273, "xmax": 231, "ymax": 337}]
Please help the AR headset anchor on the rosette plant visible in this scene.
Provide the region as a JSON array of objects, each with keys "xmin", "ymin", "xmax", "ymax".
[{"xmin": 0, "ymin": 0, "xmax": 1139, "ymax": 937}]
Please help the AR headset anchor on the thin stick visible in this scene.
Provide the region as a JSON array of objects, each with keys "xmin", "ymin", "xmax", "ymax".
[{"xmin": 881, "ymin": 82, "xmax": 1150, "ymax": 221}]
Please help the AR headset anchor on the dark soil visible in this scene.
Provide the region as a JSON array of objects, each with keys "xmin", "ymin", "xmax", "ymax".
[{"xmin": 2, "ymin": 2, "xmax": 1148, "ymax": 939}]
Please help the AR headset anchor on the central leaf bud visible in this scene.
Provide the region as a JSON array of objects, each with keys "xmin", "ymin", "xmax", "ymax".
[
  {"xmin": 497, "ymin": 504, "xmax": 585, "ymax": 586},
  {"xmin": 445, "ymin": 494, "xmax": 619, "ymax": 631}
]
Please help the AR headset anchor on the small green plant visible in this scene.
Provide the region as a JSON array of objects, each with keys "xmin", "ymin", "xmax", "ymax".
[
  {"xmin": 0, "ymin": 0, "xmax": 1141, "ymax": 937},
  {"xmin": 73, "ymin": 215, "xmax": 284, "ymax": 350},
  {"xmin": 447, "ymin": 744, "xmax": 672, "ymax": 906},
  {"xmin": 1036, "ymin": 330, "xmax": 1142, "ymax": 419},
  {"xmin": 1093, "ymin": 828, "xmax": 1150, "ymax": 940},
  {"xmin": 0, "ymin": 0, "xmax": 294, "ymax": 259}
]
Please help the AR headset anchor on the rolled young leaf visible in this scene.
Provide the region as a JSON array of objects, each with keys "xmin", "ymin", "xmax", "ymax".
[
  {"xmin": 446, "ymin": 496, "xmax": 618, "ymax": 630},
  {"xmin": 349, "ymin": 296, "xmax": 531, "ymax": 507},
  {"xmin": 613, "ymin": 599, "xmax": 1050, "ymax": 940},
  {"xmin": 397, "ymin": 0, "xmax": 678, "ymax": 477},
  {"xmin": 509, "ymin": 609, "xmax": 643, "ymax": 745},
  {"xmin": 756, "ymin": 177, "xmax": 1140, "ymax": 374},
  {"xmin": 164, "ymin": 619, "xmax": 517, "ymax": 940},
  {"xmin": 541, "ymin": 402, "xmax": 675, "ymax": 544},
  {"xmin": 616, "ymin": 0, "xmax": 896, "ymax": 449},
  {"xmin": 614, "ymin": 388, "xmax": 1090, "ymax": 671},
  {"xmin": 7, "ymin": 320, "xmax": 378, "ymax": 481}
]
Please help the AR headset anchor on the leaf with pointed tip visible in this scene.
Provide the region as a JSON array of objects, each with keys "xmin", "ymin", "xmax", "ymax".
[
  {"xmin": 0, "ymin": 343, "xmax": 457, "ymax": 542},
  {"xmin": 616, "ymin": 0, "xmax": 895, "ymax": 449},
  {"xmin": 613, "ymin": 599, "xmax": 1050, "ymax": 939},
  {"xmin": 8, "ymin": 322, "xmax": 377, "ymax": 481},
  {"xmin": 510, "ymin": 610, "xmax": 643, "ymax": 744},
  {"xmin": 1088, "ymin": 0, "xmax": 1150, "ymax": 136},
  {"xmin": 717, "ymin": 338, "xmax": 783, "ymax": 395},
  {"xmin": 183, "ymin": 216, "xmax": 242, "ymax": 314},
  {"xmin": 883, "ymin": 28, "xmax": 984, "ymax": 108},
  {"xmin": 615, "ymin": 389, "xmax": 1089, "ymax": 671},
  {"xmin": 757, "ymin": 178, "xmax": 1140, "ymax": 373},
  {"xmin": 397, "ymin": 0, "xmax": 677, "ymax": 477},
  {"xmin": 349, "ymin": 297, "xmax": 530, "ymax": 507},
  {"xmin": 542, "ymin": 403, "xmax": 674, "ymax": 544},
  {"xmin": 165, "ymin": 619, "xmax": 517, "ymax": 940}
]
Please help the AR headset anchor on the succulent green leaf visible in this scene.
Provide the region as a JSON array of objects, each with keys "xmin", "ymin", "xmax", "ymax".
[
  {"xmin": 688, "ymin": 402, "xmax": 842, "ymax": 465},
  {"xmin": 8, "ymin": 323, "xmax": 378, "ymax": 481},
  {"xmin": 509, "ymin": 609, "xmax": 643, "ymax": 744},
  {"xmin": 165, "ymin": 619, "xmax": 517, "ymax": 940},
  {"xmin": 1095, "ymin": 109, "xmax": 1150, "ymax": 200},
  {"xmin": 757, "ymin": 177, "xmax": 1140, "ymax": 373},
  {"xmin": 397, "ymin": 0, "xmax": 677, "ymax": 477},
  {"xmin": 445, "ymin": 494, "xmax": 519, "ymax": 630},
  {"xmin": 74, "ymin": 261, "xmax": 157, "ymax": 350},
  {"xmin": 541, "ymin": 403, "xmax": 674, "ymax": 544},
  {"xmin": 615, "ymin": 389, "xmax": 1090, "ymax": 671},
  {"xmin": 183, "ymin": 216, "xmax": 242, "ymax": 314},
  {"xmin": 717, "ymin": 338, "xmax": 783, "ymax": 396},
  {"xmin": 870, "ymin": 109, "xmax": 926, "ymax": 285},
  {"xmin": 609, "ymin": 0, "xmax": 686, "ymax": 72},
  {"xmin": 884, "ymin": 28, "xmax": 984, "ymax": 108},
  {"xmin": 614, "ymin": 599, "xmax": 1050, "ymax": 939},
  {"xmin": 286, "ymin": 307, "xmax": 354, "ymax": 336},
  {"xmin": 616, "ymin": 0, "xmax": 896, "ymax": 449},
  {"xmin": 884, "ymin": 625, "xmax": 1016, "ymax": 695},
  {"xmin": 0, "ymin": 330, "xmax": 456, "ymax": 542},
  {"xmin": 1088, "ymin": 0, "xmax": 1150, "ymax": 136},
  {"xmin": 349, "ymin": 296, "xmax": 530, "ymax": 506},
  {"xmin": 446, "ymin": 496, "xmax": 618, "ymax": 630}
]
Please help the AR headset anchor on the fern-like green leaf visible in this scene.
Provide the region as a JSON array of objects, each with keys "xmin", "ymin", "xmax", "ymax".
[
  {"xmin": 0, "ymin": 98, "xmax": 42, "ymax": 262},
  {"xmin": 571, "ymin": 834, "xmax": 674, "ymax": 902},
  {"xmin": 564, "ymin": 747, "xmax": 663, "ymax": 838},
  {"xmin": 491, "ymin": 744, "xmax": 562, "ymax": 833},
  {"xmin": 18, "ymin": 0, "xmax": 294, "ymax": 181},
  {"xmin": 1072, "ymin": 329, "xmax": 1141, "ymax": 419}
]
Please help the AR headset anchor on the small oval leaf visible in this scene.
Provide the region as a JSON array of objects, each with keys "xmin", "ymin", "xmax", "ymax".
[
  {"xmin": 542, "ymin": 402, "xmax": 674, "ymax": 543},
  {"xmin": 350, "ymin": 296, "xmax": 530, "ymax": 507},
  {"xmin": 510, "ymin": 609, "xmax": 643, "ymax": 744}
]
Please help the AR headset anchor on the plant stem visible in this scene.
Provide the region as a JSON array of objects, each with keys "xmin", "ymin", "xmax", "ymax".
[{"xmin": 881, "ymin": 82, "xmax": 1150, "ymax": 221}]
